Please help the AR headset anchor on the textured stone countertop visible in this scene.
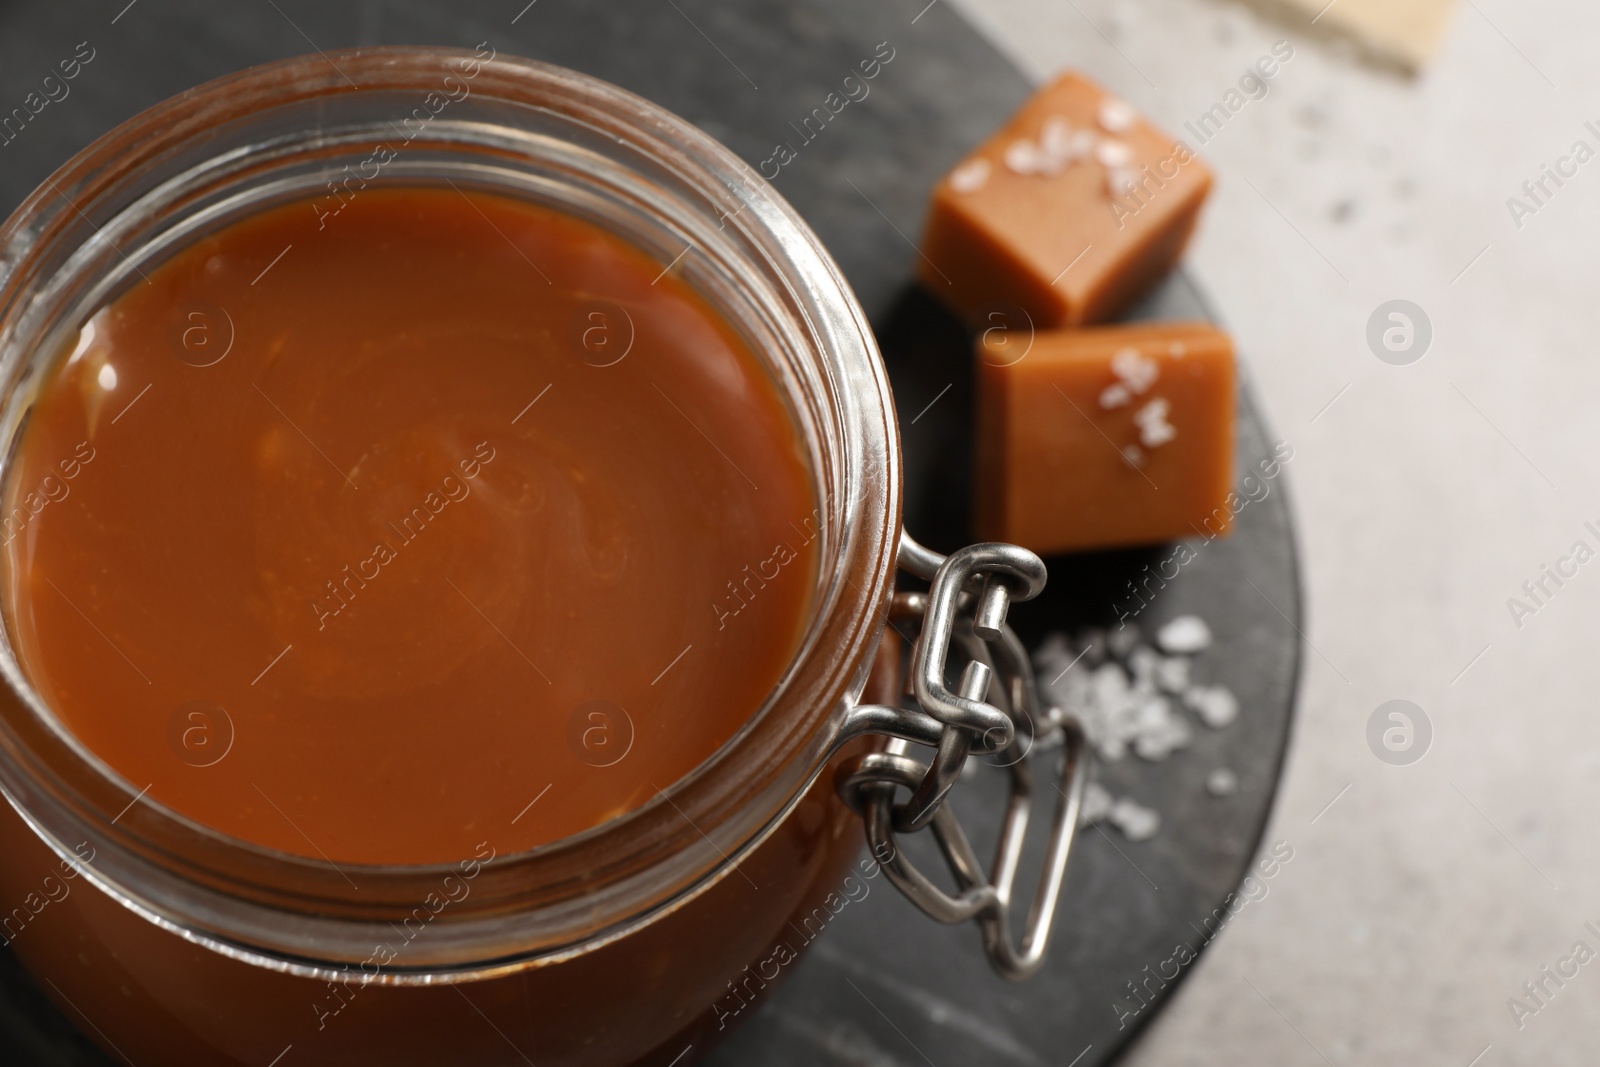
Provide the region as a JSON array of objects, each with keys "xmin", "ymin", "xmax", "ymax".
[{"xmin": 951, "ymin": 0, "xmax": 1600, "ymax": 1062}]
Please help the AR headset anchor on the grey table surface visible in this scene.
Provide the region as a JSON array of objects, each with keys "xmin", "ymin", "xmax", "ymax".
[
  {"xmin": 951, "ymin": 2, "xmax": 1600, "ymax": 1065},
  {"xmin": 0, "ymin": 2, "xmax": 1300, "ymax": 1065}
]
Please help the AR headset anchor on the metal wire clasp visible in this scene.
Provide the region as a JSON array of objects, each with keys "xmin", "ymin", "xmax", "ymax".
[{"xmin": 833, "ymin": 531, "xmax": 1089, "ymax": 981}]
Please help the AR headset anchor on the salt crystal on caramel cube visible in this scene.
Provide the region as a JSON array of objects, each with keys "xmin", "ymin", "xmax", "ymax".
[
  {"xmin": 921, "ymin": 73, "xmax": 1212, "ymax": 327},
  {"xmin": 974, "ymin": 322, "xmax": 1234, "ymax": 554}
]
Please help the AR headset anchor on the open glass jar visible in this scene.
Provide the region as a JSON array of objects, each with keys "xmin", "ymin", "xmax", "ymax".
[{"xmin": 0, "ymin": 47, "xmax": 1083, "ymax": 1066}]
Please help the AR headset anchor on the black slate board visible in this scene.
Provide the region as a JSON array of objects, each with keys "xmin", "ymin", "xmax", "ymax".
[{"xmin": 0, "ymin": 2, "xmax": 1302, "ymax": 1065}]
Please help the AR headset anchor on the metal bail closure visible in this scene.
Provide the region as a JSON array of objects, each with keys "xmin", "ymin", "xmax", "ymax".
[{"xmin": 834, "ymin": 531, "xmax": 1091, "ymax": 982}]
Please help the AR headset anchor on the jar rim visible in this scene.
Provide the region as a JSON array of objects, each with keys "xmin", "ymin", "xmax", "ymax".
[{"xmin": 0, "ymin": 45, "xmax": 901, "ymax": 975}]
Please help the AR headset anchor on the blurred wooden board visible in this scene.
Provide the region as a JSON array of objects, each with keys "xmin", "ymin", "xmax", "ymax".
[{"xmin": 1267, "ymin": 0, "xmax": 1457, "ymax": 69}]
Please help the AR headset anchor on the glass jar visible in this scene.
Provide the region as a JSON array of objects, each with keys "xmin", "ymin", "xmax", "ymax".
[
  {"xmin": 0, "ymin": 46, "xmax": 904, "ymax": 1066},
  {"xmin": 0, "ymin": 44, "xmax": 1086, "ymax": 1067}
]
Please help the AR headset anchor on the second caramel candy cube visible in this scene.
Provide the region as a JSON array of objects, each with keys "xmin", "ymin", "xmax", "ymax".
[
  {"xmin": 920, "ymin": 73, "xmax": 1212, "ymax": 328},
  {"xmin": 974, "ymin": 322, "xmax": 1235, "ymax": 555}
]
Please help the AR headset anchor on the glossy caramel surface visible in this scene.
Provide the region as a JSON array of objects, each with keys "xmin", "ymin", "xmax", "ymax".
[{"xmin": 3, "ymin": 186, "xmax": 818, "ymax": 865}]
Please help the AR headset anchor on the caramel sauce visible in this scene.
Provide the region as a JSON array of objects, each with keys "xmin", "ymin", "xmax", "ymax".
[{"xmin": 2, "ymin": 186, "xmax": 818, "ymax": 865}]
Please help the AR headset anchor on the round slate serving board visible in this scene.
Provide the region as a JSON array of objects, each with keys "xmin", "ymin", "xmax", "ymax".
[{"xmin": 0, "ymin": 2, "xmax": 1302, "ymax": 1065}]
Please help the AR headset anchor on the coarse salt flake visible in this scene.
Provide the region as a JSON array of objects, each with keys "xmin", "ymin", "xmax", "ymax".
[
  {"xmin": 1098, "ymin": 97, "xmax": 1138, "ymax": 133},
  {"xmin": 1156, "ymin": 615, "xmax": 1211, "ymax": 654},
  {"xmin": 1096, "ymin": 139, "xmax": 1134, "ymax": 168},
  {"xmin": 1129, "ymin": 646, "xmax": 1159, "ymax": 687},
  {"xmin": 949, "ymin": 157, "xmax": 992, "ymax": 194},
  {"xmin": 1039, "ymin": 117, "xmax": 1072, "ymax": 157},
  {"xmin": 1156, "ymin": 655, "xmax": 1191, "ymax": 693},
  {"xmin": 1107, "ymin": 625, "xmax": 1142, "ymax": 660},
  {"xmin": 1185, "ymin": 684, "xmax": 1239, "ymax": 729},
  {"xmin": 1135, "ymin": 397, "xmax": 1177, "ymax": 448},
  {"xmin": 1206, "ymin": 768, "xmax": 1240, "ymax": 797},
  {"xmin": 1039, "ymin": 118, "xmax": 1092, "ymax": 168},
  {"xmin": 1110, "ymin": 347, "xmax": 1159, "ymax": 393},
  {"xmin": 1099, "ymin": 383, "xmax": 1132, "ymax": 409},
  {"xmin": 1005, "ymin": 139, "xmax": 1044, "ymax": 175},
  {"xmin": 1110, "ymin": 797, "xmax": 1161, "ymax": 841},
  {"xmin": 1133, "ymin": 700, "xmax": 1192, "ymax": 762},
  {"xmin": 1080, "ymin": 781, "xmax": 1115, "ymax": 824},
  {"xmin": 1107, "ymin": 167, "xmax": 1141, "ymax": 197}
]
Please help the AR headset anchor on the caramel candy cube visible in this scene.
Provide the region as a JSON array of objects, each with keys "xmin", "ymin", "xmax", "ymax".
[
  {"xmin": 920, "ymin": 73, "xmax": 1212, "ymax": 328},
  {"xmin": 974, "ymin": 322, "xmax": 1235, "ymax": 554}
]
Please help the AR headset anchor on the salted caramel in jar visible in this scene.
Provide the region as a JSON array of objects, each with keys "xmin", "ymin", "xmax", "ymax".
[{"xmin": 0, "ymin": 48, "xmax": 903, "ymax": 1066}]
